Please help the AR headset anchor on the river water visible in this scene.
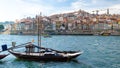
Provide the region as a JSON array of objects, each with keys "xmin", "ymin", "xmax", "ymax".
[{"xmin": 0, "ymin": 35, "xmax": 119, "ymax": 68}]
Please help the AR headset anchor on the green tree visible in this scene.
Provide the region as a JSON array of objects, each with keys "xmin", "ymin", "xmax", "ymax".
[{"xmin": 0, "ymin": 25, "xmax": 4, "ymax": 31}]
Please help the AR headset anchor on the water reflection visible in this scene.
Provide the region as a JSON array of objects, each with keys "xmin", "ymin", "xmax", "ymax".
[{"xmin": 12, "ymin": 58, "xmax": 93, "ymax": 68}]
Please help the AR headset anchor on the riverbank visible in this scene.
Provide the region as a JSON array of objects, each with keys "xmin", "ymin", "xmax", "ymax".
[
  {"xmin": 10, "ymin": 30, "xmax": 120, "ymax": 36},
  {"xmin": 1, "ymin": 29, "xmax": 120, "ymax": 36}
]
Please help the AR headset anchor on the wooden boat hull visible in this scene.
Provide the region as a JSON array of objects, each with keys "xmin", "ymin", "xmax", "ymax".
[
  {"xmin": 100, "ymin": 31, "xmax": 111, "ymax": 36},
  {"xmin": 0, "ymin": 54, "xmax": 9, "ymax": 59},
  {"xmin": 9, "ymin": 50, "xmax": 82, "ymax": 61}
]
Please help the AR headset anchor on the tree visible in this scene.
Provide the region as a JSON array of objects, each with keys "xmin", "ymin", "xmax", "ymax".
[{"xmin": 0, "ymin": 25, "xmax": 4, "ymax": 31}]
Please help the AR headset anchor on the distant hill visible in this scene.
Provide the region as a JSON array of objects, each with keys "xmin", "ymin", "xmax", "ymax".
[{"xmin": 0, "ymin": 21, "xmax": 14, "ymax": 25}]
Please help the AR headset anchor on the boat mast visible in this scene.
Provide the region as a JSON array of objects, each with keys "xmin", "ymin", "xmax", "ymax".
[
  {"xmin": 39, "ymin": 12, "xmax": 42, "ymax": 49},
  {"xmin": 37, "ymin": 12, "xmax": 42, "ymax": 52}
]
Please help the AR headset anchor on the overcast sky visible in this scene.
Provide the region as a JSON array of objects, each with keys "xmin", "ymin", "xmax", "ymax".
[{"xmin": 0, "ymin": 0, "xmax": 120, "ymax": 22}]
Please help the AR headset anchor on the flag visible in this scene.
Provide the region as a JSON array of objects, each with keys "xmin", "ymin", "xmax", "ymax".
[{"xmin": 32, "ymin": 39, "xmax": 34, "ymax": 43}]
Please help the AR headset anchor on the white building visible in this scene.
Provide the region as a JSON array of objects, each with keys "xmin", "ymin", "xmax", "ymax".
[{"xmin": 52, "ymin": 21, "xmax": 56, "ymax": 30}]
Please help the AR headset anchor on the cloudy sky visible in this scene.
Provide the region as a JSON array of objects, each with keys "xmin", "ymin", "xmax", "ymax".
[{"xmin": 0, "ymin": 0, "xmax": 120, "ymax": 22}]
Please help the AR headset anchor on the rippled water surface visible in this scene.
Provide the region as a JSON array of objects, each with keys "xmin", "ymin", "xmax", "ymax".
[{"xmin": 0, "ymin": 35, "xmax": 120, "ymax": 68}]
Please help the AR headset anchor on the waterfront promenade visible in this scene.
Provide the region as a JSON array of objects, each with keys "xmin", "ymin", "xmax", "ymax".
[{"xmin": 1, "ymin": 29, "xmax": 120, "ymax": 36}]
